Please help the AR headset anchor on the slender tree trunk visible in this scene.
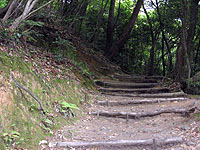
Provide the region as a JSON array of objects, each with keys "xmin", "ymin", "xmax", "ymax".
[
  {"xmin": 88, "ymin": 0, "xmax": 109, "ymax": 43},
  {"xmin": 63, "ymin": 0, "xmax": 76, "ymax": 17},
  {"xmin": 105, "ymin": 0, "xmax": 143, "ymax": 59},
  {"xmin": 105, "ymin": 0, "xmax": 115, "ymax": 54},
  {"xmin": 0, "ymin": 0, "xmax": 13, "ymax": 18},
  {"xmin": 69, "ymin": 1, "xmax": 84, "ymax": 29},
  {"xmin": 194, "ymin": 38, "xmax": 200, "ymax": 71},
  {"xmin": 9, "ymin": 0, "xmax": 39, "ymax": 30},
  {"xmin": 76, "ymin": 0, "xmax": 89, "ymax": 34},
  {"xmin": 2, "ymin": 0, "xmax": 18, "ymax": 22},
  {"xmin": 113, "ymin": 0, "xmax": 121, "ymax": 29},
  {"xmin": 143, "ymin": 4, "xmax": 155, "ymax": 76},
  {"xmin": 182, "ymin": 8, "xmax": 191, "ymax": 79},
  {"xmin": 161, "ymin": 33, "xmax": 166, "ymax": 76},
  {"xmin": 155, "ymin": 0, "xmax": 173, "ymax": 74}
]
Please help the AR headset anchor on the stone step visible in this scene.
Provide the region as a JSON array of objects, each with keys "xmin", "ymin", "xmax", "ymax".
[
  {"xmin": 95, "ymin": 81, "xmax": 159, "ymax": 89},
  {"xmin": 97, "ymin": 97, "xmax": 187, "ymax": 106},
  {"xmin": 91, "ymin": 103, "xmax": 195, "ymax": 119},
  {"xmin": 98, "ymin": 87, "xmax": 170, "ymax": 94},
  {"xmin": 102, "ymin": 91, "xmax": 186, "ymax": 98},
  {"xmin": 49, "ymin": 137, "xmax": 183, "ymax": 149},
  {"xmin": 116, "ymin": 78, "xmax": 158, "ymax": 83},
  {"xmin": 113, "ymin": 74, "xmax": 164, "ymax": 81}
]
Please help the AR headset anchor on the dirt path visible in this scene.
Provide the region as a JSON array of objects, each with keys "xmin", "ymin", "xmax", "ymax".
[{"xmin": 41, "ymin": 75, "xmax": 200, "ymax": 150}]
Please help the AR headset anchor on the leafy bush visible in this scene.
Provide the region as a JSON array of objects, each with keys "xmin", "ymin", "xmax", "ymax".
[
  {"xmin": 185, "ymin": 72, "xmax": 200, "ymax": 94},
  {"xmin": 0, "ymin": 0, "xmax": 7, "ymax": 8},
  {"xmin": 59, "ymin": 102, "xmax": 80, "ymax": 117}
]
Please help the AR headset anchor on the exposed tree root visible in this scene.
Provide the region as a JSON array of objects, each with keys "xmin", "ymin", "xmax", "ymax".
[
  {"xmin": 12, "ymin": 74, "xmax": 46, "ymax": 115},
  {"xmin": 50, "ymin": 137, "xmax": 183, "ymax": 148},
  {"xmin": 91, "ymin": 105, "xmax": 195, "ymax": 119},
  {"xmin": 97, "ymin": 97, "xmax": 187, "ymax": 106}
]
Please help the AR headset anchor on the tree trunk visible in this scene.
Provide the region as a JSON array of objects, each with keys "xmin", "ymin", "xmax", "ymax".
[
  {"xmin": 105, "ymin": 0, "xmax": 115, "ymax": 54},
  {"xmin": 2, "ymin": 0, "xmax": 18, "ymax": 22},
  {"xmin": 155, "ymin": 0, "xmax": 173, "ymax": 75},
  {"xmin": 0, "ymin": 0, "xmax": 13, "ymax": 18},
  {"xmin": 105, "ymin": 0, "xmax": 143, "ymax": 59},
  {"xmin": 161, "ymin": 34, "xmax": 166, "ymax": 76},
  {"xmin": 143, "ymin": 4, "xmax": 155, "ymax": 76},
  {"xmin": 113, "ymin": 0, "xmax": 121, "ymax": 29},
  {"xmin": 9, "ymin": 0, "xmax": 39, "ymax": 30},
  {"xmin": 69, "ymin": 1, "xmax": 84, "ymax": 29},
  {"xmin": 194, "ymin": 38, "xmax": 200, "ymax": 71},
  {"xmin": 88, "ymin": 0, "xmax": 109, "ymax": 43},
  {"xmin": 174, "ymin": 0, "xmax": 199, "ymax": 81},
  {"xmin": 76, "ymin": 0, "xmax": 89, "ymax": 34},
  {"xmin": 181, "ymin": 6, "xmax": 191, "ymax": 79},
  {"xmin": 186, "ymin": 0, "xmax": 199, "ymax": 75}
]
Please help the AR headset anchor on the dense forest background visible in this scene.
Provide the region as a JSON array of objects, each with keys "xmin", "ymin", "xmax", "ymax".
[{"xmin": 0, "ymin": 0, "xmax": 200, "ymax": 82}]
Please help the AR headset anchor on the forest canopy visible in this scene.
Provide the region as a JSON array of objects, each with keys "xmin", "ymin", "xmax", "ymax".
[{"xmin": 0, "ymin": 0, "xmax": 200, "ymax": 82}]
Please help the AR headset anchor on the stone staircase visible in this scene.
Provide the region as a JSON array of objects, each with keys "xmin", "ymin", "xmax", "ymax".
[{"xmin": 48, "ymin": 74, "xmax": 198, "ymax": 150}]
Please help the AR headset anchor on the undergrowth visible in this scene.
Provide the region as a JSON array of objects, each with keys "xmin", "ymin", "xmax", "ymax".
[
  {"xmin": 46, "ymin": 37, "xmax": 96, "ymax": 89},
  {"xmin": 0, "ymin": 52, "xmax": 85, "ymax": 149}
]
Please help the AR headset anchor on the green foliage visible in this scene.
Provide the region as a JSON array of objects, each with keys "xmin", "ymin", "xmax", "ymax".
[
  {"xmin": 77, "ymin": 62, "xmax": 90, "ymax": 76},
  {"xmin": 23, "ymin": 20, "xmax": 44, "ymax": 27},
  {"xmin": 29, "ymin": 104, "xmax": 39, "ymax": 112},
  {"xmin": 53, "ymin": 38, "xmax": 77, "ymax": 61},
  {"xmin": 2, "ymin": 130, "xmax": 22, "ymax": 147},
  {"xmin": 0, "ymin": 53, "xmax": 30, "ymax": 76},
  {"xmin": 19, "ymin": 20, "xmax": 45, "ymax": 42},
  {"xmin": 59, "ymin": 102, "xmax": 80, "ymax": 117},
  {"xmin": 0, "ymin": 53, "xmax": 83, "ymax": 149},
  {"xmin": 185, "ymin": 72, "xmax": 200, "ymax": 94},
  {"xmin": 0, "ymin": 0, "xmax": 7, "ymax": 8},
  {"xmin": 0, "ymin": 25, "xmax": 18, "ymax": 44}
]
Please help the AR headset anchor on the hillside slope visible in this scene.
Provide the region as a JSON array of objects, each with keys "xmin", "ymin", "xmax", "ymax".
[{"xmin": 0, "ymin": 44, "xmax": 89, "ymax": 149}]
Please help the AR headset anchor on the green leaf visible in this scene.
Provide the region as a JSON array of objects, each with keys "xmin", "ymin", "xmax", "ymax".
[
  {"xmin": 2, "ymin": 133, "xmax": 9, "ymax": 137},
  {"xmin": 10, "ymin": 131, "xmax": 20, "ymax": 136},
  {"xmin": 61, "ymin": 109, "xmax": 67, "ymax": 113},
  {"xmin": 12, "ymin": 134, "xmax": 20, "ymax": 138},
  {"xmin": 44, "ymin": 119, "xmax": 53, "ymax": 124},
  {"xmin": 60, "ymin": 102, "xmax": 80, "ymax": 110},
  {"xmin": 8, "ymin": 138, "xmax": 12, "ymax": 143}
]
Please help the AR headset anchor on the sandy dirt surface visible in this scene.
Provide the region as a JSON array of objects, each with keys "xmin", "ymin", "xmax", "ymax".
[{"xmin": 40, "ymin": 91, "xmax": 200, "ymax": 150}]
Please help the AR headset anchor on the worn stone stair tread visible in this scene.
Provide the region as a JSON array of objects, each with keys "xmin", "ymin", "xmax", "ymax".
[
  {"xmin": 95, "ymin": 81, "xmax": 159, "ymax": 88},
  {"xmin": 97, "ymin": 97, "xmax": 187, "ymax": 106},
  {"xmin": 50, "ymin": 137, "xmax": 183, "ymax": 148},
  {"xmin": 93, "ymin": 100, "xmax": 195, "ymax": 113},
  {"xmin": 116, "ymin": 78, "xmax": 158, "ymax": 83},
  {"xmin": 102, "ymin": 91, "xmax": 186, "ymax": 98},
  {"xmin": 98, "ymin": 87, "xmax": 170, "ymax": 94},
  {"xmin": 91, "ymin": 102, "xmax": 195, "ymax": 119},
  {"xmin": 114, "ymin": 74, "xmax": 164, "ymax": 80}
]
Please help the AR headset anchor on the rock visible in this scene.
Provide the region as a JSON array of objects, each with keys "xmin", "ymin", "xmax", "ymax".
[
  {"xmin": 39, "ymin": 140, "xmax": 48, "ymax": 145},
  {"xmin": 181, "ymin": 126, "xmax": 191, "ymax": 131},
  {"xmin": 101, "ymin": 127, "xmax": 109, "ymax": 131},
  {"xmin": 170, "ymin": 148, "xmax": 184, "ymax": 150},
  {"xmin": 187, "ymin": 141, "xmax": 196, "ymax": 146}
]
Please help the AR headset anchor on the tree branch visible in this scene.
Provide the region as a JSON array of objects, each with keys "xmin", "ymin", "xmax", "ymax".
[{"xmin": 12, "ymin": 74, "xmax": 46, "ymax": 115}]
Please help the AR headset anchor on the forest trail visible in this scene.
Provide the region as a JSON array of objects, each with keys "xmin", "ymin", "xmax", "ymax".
[{"xmin": 45, "ymin": 74, "xmax": 200, "ymax": 150}]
